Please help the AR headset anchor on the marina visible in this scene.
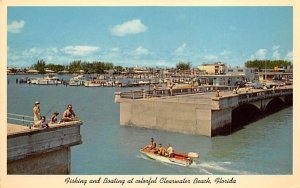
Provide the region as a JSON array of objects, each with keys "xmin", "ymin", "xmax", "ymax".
[{"xmin": 7, "ymin": 74, "xmax": 293, "ymax": 174}]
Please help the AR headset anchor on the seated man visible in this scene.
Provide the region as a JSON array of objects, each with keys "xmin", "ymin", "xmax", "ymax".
[
  {"xmin": 144, "ymin": 138, "xmax": 157, "ymax": 151},
  {"xmin": 60, "ymin": 104, "xmax": 76, "ymax": 122},
  {"xmin": 166, "ymin": 144, "xmax": 174, "ymax": 158},
  {"xmin": 157, "ymin": 144, "xmax": 166, "ymax": 156},
  {"xmin": 34, "ymin": 116, "xmax": 49, "ymax": 128}
]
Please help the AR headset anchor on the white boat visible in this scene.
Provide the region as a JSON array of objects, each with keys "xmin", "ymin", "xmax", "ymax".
[
  {"xmin": 69, "ymin": 75, "xmax": 85, "ymax": 86},
  {"xmin": 84, "ymin": 80, "xmax": 105, "ymax": 87},
  {"xmin": 140, "ymin": 148, "xmax": 199, "ymax": 166},
  {"xmin": 31, "ymin": 74, "xmax": 62, "ymax": 85}
]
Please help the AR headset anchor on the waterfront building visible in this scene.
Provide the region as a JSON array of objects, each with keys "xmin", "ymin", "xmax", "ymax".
[
  {"xmin": 225, "ymin": 66, "xmax": 257, "ymax": 82},
  {"xmin": 198, "ymin": 62, "xmax": 226, "ymax": 75}
]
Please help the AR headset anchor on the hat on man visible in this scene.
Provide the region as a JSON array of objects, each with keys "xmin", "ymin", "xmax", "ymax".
[{"xmin": 35, "ymin": 101, "xmax": 40, "ymax": 105}]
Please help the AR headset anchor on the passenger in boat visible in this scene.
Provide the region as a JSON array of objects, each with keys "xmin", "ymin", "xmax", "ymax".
[
  {"xmin": 33, "ymin": 101, "xmax": 41, "ymax": 125},
  {"xmin": 49, "ymin": 112, "xmax": 59, "ymax": 124},
  {"xmin": 34, "ymin": 116, "xmax": 49, "ymax": 128},
  {"xmin": 60, "ymin": 104, "xmax": 76, "ymax": 122},
  {"xmin": 166, "ymin": 144, "xmax": 174, "ymax": 158},
  {"xmin": 145, "ymin": 138, "xmax": 157, "ymax": 150},
  {"xmin": 158, "ymin": 144, "xmax": 167, "ymax": 156}
]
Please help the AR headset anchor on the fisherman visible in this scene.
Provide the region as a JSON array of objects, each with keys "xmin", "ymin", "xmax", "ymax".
[
  {"xmin": 49, "ymin": 112, "xmax": 59, "ymax": 124},
  {"xmin": 157, "ymin": 144, "xmax": 166, "ymax": 156},
  {"xmin": 60, "ymin": 104, "xmax": 76, "ymax": 122},
  {"xmin": 33, "ymin": 101, "xmax": 41, "ymax": 126},
  {"xmin": 34, "ymin": 116, "xmax": 49, "ymax": 128},
  {"xmin": 166, "ymin": 144, "xmax": 174, "ymax": 158}
]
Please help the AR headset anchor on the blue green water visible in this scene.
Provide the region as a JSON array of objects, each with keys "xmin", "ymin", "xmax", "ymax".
[{"xmin": 7, "ymin": 75, "xmax": 293, "ymax": 174}]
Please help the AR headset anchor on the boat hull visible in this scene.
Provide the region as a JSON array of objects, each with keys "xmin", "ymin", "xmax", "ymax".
[{"xmin": 140, "ymin": 148, "xmax": 194, "ymax": 166}]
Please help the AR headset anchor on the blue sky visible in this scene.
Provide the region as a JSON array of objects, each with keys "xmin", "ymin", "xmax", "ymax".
[{"xmin": 7, "ymin": 6, "xmax": 293, "ymax": 68}]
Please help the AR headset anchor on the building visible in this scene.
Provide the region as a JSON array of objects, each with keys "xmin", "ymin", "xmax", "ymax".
[
  {"xmin": 225, "ymin": 66, "xmax": 258, "ymax": 82},
  {"xmin": 198, "ymin": 62, "xmax": 225, "ymax": 75}
]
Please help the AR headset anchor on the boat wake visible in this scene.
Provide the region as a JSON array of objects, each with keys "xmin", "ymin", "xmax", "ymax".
[{"xmin": 190, "ymin": 161, "xmax": 252, "ymax": 175}]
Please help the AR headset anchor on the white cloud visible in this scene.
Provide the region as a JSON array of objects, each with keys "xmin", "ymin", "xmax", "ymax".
[
  {"xmin": 130, "ymin": 46, "xmax": 150, "ymax": 56},
  {"xmin": 220, "ymin": 50, "xmax": 231, "ymax": 56},
  {"xmin": 203, "ymin": 54, "xmax": 218, "ymax": 61},
  {"xmin": 272, "ymin": 50, "xmax": 281, "ymax": 60},
  {"xmin": 285, "ymin": 51, "xmax": 293, "ymax": 61},
  {"xmin": 174, "ymin": 43, "xmax": 187, "ymax": 56},
  {"xmin": 251, "ymin": 49, "xmax": 267, "ymax": 60},
  {"xmin": 272, "ymin": 45, "xmax": 280, "ymax": 51},
  {"xmin": 110, "ymin": 19, "xmax": 148, "ymax": 37},
  {"xmin": 61, "ymin": 45, "xmax": 99, "ymax": 56},
  {"xmin": 8, "ymin": 20, "xmax": 25, "ymax": 33}
]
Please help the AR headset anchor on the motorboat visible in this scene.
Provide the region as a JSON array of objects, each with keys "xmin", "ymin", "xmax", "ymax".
[
  {"xmin": 84, "ymin": 80, "xmax": 105, "ymax": 87},
  {"xmin": 140, "ymin": 147, "xmax": 199, "ymax": 166},
  {"xmin": 30, "ymin": 74, "xmax": 62, "ymax": 85},
  {"xmin": 69, "ymin": 75, "xmax": 85, "ymax": 86}
]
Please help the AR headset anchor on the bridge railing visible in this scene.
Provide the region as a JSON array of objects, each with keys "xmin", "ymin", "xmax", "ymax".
[
  {"xmin": 117, "ymin": 85, "xmax": 236, "ymax": 99},
  {"xmin": 238, "ymin": 88, "xmax": 293, "ymax": 104}
]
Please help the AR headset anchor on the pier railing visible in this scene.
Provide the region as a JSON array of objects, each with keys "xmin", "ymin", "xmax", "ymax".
[
  {"xmin": 117, "ymin": 85, "xmax": 236, "ymax": 100},
  {"xmin": 7, "ymin": 113, "xmax": 34, "ymax": 127}
]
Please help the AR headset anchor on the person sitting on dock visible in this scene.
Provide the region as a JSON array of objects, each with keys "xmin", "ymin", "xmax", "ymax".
[
  {"xmin": 166, "ymin": 144, "xmax": 174, "ymax": 158},
  {"xmin": 60, "ymin": 104, "xmax": 76, "ymax": 122},
  {"xmin": 34, "ymin": 116, "xmax": 49, "ymax": 128},
  {"xmin": 157, "ymin": 144, "xmax": 166, "ymax": 156},
  {"xmin": 33, "ymin": 101, "xmax": 41, "ymax": 125},
  {"xmin": 49, "ymin": 112, "xmax": 59, "ymax": 124}
]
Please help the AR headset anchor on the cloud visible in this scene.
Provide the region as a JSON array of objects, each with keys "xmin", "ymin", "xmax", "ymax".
[
  {"xmin": 110, "ymin": 19, "xmax": 148, "ymax": 37},
  {"xmin": 220, "ymin": 50, "xmax": 231, "ymax": 56},
  {"xmin": 203, "ymin": 54, "xmax": 218, "ymax": 61},
  {"xmin": 272, "ymin": 45, "xmax": 280, "ymax": 51},
  {"xmin": 272, "ymin": 50, "xmax": 281, "ymax": 60},
  {"xmin": 61, "ymin": 45, "xmax": 99, "ymax": 56},
  {"xmin": 130, "ymin": 46, "xmax": 150, "ymax": 56},
  {"xmin": 285, "ymin": 51, "xmax": 293, "ymax": 61},
  {"xmin": 251, "ymin": 49, "xmax": 267, "ymax": 60},
  {"xmin": 174, "ymin": 43, "xmax": 187, "ymax": 56},
  {"xmin": 8, "ymin": 20, "xmax": 25, "ymax": 33}
]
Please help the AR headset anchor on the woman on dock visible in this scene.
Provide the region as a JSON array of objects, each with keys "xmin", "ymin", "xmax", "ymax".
[{"xmin": 33, "ymin": 101, "xmax": 41, "ymax": 125}]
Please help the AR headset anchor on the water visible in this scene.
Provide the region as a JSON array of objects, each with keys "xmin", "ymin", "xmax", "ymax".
[{"xmin": 7, "ymin": 75, "xmax": 293, "ymax": 175}]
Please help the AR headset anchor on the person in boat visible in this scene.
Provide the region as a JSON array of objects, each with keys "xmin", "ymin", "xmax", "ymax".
[
  {"xmin": 33, "ymin": 101, "xmax": 41, "ymax": 125},
  {"xmin": 166, "ymin": 144, "xmax": 174, "ymax": 158},
  {"xmin": 34, "ymin": 116, "xmax": 49, "ymax": 128},
  {"xmin": 157, "ymin": 144, "xmax": 167, "ymax": 156},
  {"xmin": 144, "ymin": 138, "xmax": 157, "ymax": 150},
  {"xmin": 49, "ymin": 112, "xmax": 59, "ymax": 124},
  {"xmin": 60, "ymin": 104, "xmax": 76, "ymax": 122}
]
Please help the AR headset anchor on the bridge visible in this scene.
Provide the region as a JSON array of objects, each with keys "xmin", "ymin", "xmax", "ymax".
[{"xmin": 115, "ymin": 85, "xmax": 292, "ymax": 137}]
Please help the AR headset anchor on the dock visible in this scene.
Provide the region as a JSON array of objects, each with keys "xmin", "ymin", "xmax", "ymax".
[
  {"xmin": 7, "ymin": 121, "xmax": 83, "ymax": 174},
  {"xmin": 115, "ymin": 85, "xmax": 293, "ymax": 137}
]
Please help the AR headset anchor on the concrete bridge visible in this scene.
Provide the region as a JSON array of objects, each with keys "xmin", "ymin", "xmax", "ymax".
[{"xmin": 115, "ymin": 85, "xmax": 292, "ymax": 137}]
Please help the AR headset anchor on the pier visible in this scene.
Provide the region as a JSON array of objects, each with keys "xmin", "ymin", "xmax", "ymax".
[
  {"xmin": 115, "ymin": 85, "xmax": 293, "ymax": 137},
  {"xmin": 7, "ymin": 120, "xmax": 83, "ymax": 174}
]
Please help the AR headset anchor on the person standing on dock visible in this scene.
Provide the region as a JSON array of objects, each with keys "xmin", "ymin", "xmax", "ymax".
[{"xmin": 33, "ymin": 101, "xmax": 41, "ymax": 125}]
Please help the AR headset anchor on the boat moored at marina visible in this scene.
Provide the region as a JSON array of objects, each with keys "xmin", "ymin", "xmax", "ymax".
[{"xmin": 29, "ymin": 74, "xmax": 62, "ymax": 85}]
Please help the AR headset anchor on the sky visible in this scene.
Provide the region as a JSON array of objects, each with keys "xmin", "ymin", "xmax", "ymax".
[{"xmin": 7, "ymin": 6, "xmax": 293, "ymax": 68}]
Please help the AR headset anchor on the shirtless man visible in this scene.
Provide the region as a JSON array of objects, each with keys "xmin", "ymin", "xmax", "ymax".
[{"xmin": 61, "ymin": 104, "xmax": 76, "ymax": 122}]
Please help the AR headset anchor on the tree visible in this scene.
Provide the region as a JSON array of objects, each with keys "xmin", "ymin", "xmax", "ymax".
[
  {"xmin": 69, "ymin": 60, "xmax": 82, "ymax": 73},
  {"xmin": 46, "ymin": 64, "xmax": 65, "ymax": 73},
  {"xmin": 245, "ymin": 60, "xmax": 292, "ymax": 69},
  {"xmin": 34, "ymin": 59, "xmax": 46, "ymax": 74},
  {"xmin": 176, "ymin": 61, "xmax": 192, "ymax": 70}
]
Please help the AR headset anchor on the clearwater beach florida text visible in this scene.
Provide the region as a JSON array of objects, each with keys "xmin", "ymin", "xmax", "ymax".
[{"xmin": 65, "ymin": 176, "xmax": 237, "ymax": 185}]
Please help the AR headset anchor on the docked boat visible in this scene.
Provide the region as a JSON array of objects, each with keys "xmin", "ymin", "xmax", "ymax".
[
  {"xmin": 140, "ymin": 147, "xmax": 199, "ymax": 166},
  {"xmin": 84, "ymin": 79, "xmax": 105, "ymax": 87},
  {"xmin": 69, "ymin": 75, "xmax": 85, "ymax": 86},
  {"xmin": 30, "ymin": 74, "xmax": 62, "ymax": 85}
]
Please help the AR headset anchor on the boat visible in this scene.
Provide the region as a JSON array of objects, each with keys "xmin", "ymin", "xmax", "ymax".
[
  {"xmin": 30, "ymin": 74, "xmax": 62, "ymax": 85},
  {"xmin": 84, "ymin": 79, "xmax": 105, "ymax": 87},
  {"xmin": 69, "ymin": 75, "xmax": 85, "ymax": 86},
  {"xmin": 140, "ymin": 147, "xmax": 199, "ymax": 166}
]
